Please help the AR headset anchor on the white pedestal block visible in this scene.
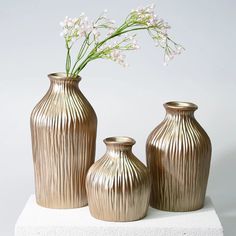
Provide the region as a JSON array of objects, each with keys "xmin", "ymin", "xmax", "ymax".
[{"xmin": 15, "ymin": 195, "xmax": 223, "ymax": 236}]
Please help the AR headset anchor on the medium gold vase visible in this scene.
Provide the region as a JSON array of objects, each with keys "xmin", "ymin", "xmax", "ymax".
[
  {"xmin": 30, "ymin": 73, "xmax": 97, "ymax": 208},
  {"xmin": 86, "ymin": 137, "xmax": 151, "ymax": 222},
  {"xmin": 146, "ymin": 101, "xmax": 211, "ymax": 212}
]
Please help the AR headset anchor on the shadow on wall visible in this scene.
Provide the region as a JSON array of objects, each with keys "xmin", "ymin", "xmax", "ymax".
[{"xmin": 208, "ymin": 149, "xmax": 236, "ymax": 236}]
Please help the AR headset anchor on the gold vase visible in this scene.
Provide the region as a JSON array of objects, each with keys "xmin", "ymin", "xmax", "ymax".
[
  {"xmin": 86, "ymin": 137, "xmax": 151, "ymax": 222},
  {"xmin": 30, "ymin": 73, "xmax": 97, "ymax": 208},
  {"xmin": 146, "ymin": 101, "xmax": 211, "ymax": 211}
]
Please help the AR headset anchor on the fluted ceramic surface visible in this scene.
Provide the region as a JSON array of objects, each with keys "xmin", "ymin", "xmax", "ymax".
[
  {"xmin": 146, "ymin": 101, "xmax": 211, "ymax": 212},
  {"xmin": 86, "ymin": 137, "xmax": 151, "ymax": 222},
  {"xmin": 31, "ymin": 73, "xmax": 97, "ymax": 208}
]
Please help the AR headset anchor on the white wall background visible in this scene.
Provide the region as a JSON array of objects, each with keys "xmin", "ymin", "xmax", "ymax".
[{"xmin": 0, "ymin": 0, "xmax": 235, "ymax": 235}]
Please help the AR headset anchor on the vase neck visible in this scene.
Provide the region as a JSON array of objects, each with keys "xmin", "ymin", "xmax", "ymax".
[
  {"xmin": 164, "ymin": 101, "xmax": 197, "ymax": 119},
  {"xmin": 104, "ymin": 137, "xmax": 135, "ymax": 157},
  {"xmin": 48, "ymin": 72, "xmax": 81, "ymax": 92}
]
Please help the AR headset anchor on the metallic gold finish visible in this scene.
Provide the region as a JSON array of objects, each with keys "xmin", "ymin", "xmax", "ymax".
[
  {"xmin": 86, "ymin": 136, "xmax": 151, "ymax": 222},
  {"xmin": 30, "ymin": 73, "xmax": 97, "ymax": 209},
  {"xmin": 146, "ymin": 101, "xmax": 211, "ymax": 212}
]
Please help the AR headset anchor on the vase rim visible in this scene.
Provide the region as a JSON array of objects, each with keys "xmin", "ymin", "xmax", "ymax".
[
  {"xmin": 48, "ymin": 72, "xmax": 81, "ymax": 81},
  {"xmin": 164, "ymin": 101, "xmax": 198, "ymax": 111},
  {"xmin": 104, "ymin": 136, "xmax": 136, "ymax": 146}
]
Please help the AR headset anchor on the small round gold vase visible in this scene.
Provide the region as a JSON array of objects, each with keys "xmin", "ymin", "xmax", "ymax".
[
  {"xmin": 86, "ymin": 136, "xmax": 151, "ymax": 222},
  {"xmin": 31, "ymin": 73, "xmax": 97, "ymax": 209},
  {"xmin": 146, "ymin": 101, "xmax": 211, "ymax": 212}
]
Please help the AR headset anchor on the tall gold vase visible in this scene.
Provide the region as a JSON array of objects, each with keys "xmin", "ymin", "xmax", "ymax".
[
  {"xmin": 146, "ymin": 101, "xmax": 211, "ymax": 211},
  {"xmin": 30, "ymin": 73, "xmax": 97, "ymax": 208},
  {"xmin": 86, "ymin": 137, "xmax": 151, "ymax": 222}
]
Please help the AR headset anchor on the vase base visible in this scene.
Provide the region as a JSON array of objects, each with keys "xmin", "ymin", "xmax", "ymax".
[
  {"xmin": 150, "ymin": 202, "xmax": 204, "ymax": 212},
  {"xmin": 36, "ymin": 199, "xmax": 88, "ymax": 209},
  {"xmin": 89, "ymin": 211, "xmax": 147, "ymax": 222}
]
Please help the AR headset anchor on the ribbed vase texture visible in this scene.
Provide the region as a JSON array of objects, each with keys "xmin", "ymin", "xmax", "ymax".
[
  {"xmin": 146, "ymin": 101, "xmax": 211, "ymax": 211},
  {"xmin": 86, "ymin": 137, "xmax": 151, "ymax": 222},
  {"xmin": 30, "ymin": 73, "xmax": 97, "ymax": 208}
]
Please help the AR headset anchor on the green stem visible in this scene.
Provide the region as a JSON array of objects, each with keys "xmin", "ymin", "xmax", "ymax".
[
  {"xmin": 69, "ymin": 22, "xmax": 156, "ymax": 76},
  {"xmin": 121, "ymin": 26, "xmax": 152, "ymax": 34},
  {"xmin": 72, "ymin": 29, "xmax": 128, "ymax": 75},
  {"xmin": 77, "ymin": 39, "xmax": 88, "ymax": 60},
  {"xmin": 65, "ymin": 44, "xmax": 71, "ymax": 77},
  {"xmin": 70, "ymin": 39, "xmax": 89, "ymax": 77}
]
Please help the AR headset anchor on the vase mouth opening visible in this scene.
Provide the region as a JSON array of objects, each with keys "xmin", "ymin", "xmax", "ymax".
[
  {"xmin": 164, "ymin": 101, "xmax": 198, "ymax": 111},
  {"xmin": 48, "ymin": 72, "xmax": 81, "ymax": 81},
  {"xmin": 104, "ymin": 136, "xmax": 136, "ymax": 146}
]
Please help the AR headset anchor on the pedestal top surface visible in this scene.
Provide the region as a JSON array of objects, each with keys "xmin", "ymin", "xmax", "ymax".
[{"xmin": 15, "ymin": 195, "xmax": 223, "ymax": 236}]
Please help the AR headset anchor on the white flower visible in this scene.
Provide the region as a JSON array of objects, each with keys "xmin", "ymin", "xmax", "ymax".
[
  {"xmin": 108, "ymin": 49, "xmax": 127, "ymax": 67},
  {"xmin": 109, "ymin": 19, "xmax": 116, "ymax": 24},
  {"xmin": 131, "ymin": 39, "xmax": 140, "ymax": 49},
  {"xmin": 107, "ymin": 28, "xmax": 115, "ymax": 36},
  {"xmin": 96, "ymin": 33, "xmax": 140, "ymax": 67},
  {"xmin": 60, "ymin": 4, "xmax": 183, "ymax": 76},
  {"xmin": 176, "ymin": 45, "xmax": 185, "ymax": 54},
  {"xmin": 123, "ymin": 62, "xmax": 129, "ymax": 68},
  {"xmin": 130, "ymin": 4, "xmax": 168, "ymax": 32},
  {"xmin": 60, "ymin": 14, "xmax": 93, "ymax": 43}
]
